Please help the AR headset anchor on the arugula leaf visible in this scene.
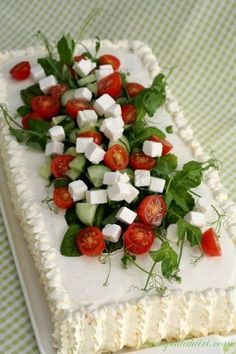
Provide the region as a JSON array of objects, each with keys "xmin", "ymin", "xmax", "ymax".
[
  {"xmin": 57, "ymin": 34, "xmax": 75, "ymax": 66},
  {"xmin": 102, "ymin": 210, "xmax": 118, "ymax": 225},
  {"xmin": 9, "ymin": 127, "xmax": 28, "ymax": 143},
  {"xmin": 17, "ymin": 105, "xmax": 31, "ymax": 116},
  {"xmin": 28, "ymin": 119, "xmax": 51, "ymax": 134},
  {"xmin": 171, "ymin": 188, "xmax": 194, "ymax": 212},
  {"xmin": 126, "ymin": 125, "xmax": 166, "ymax": 149},
  {"xmin": 95, "ymin": 36, "xmax": 101, "ymax": 56},
  {"xmin": 60, "ymin": 224, "xmax": 82, "ymax": 257},
  {"xmin": 94, "ymin": 205, "xmax": 106, "ymax": 226},
  {"xmin": 38, "ymin": 57, "xmax": 63, "ymax": 80},
  {"xmin": 20, "ymin": 84, "xmax": 42, "ymax": 106},
  {"xmin": 65, "ymin": 207, "xmax": 79, "ymax": 225},
  {"xmin": 173, "ymin": 161, "xmax": 203, "ymax": 190},
  {"xmin": 153, "ymin": 154, "xmax": 177, "ymax": 176},
  {"xmin": 104, "ymin": 238, "xmax": 123, "ymax": 254},
  {"xmin": 121, "ymin": 253, "xmax": 136, "ymax": 269},
  {"xmin": 177, "ymin": 219, "xmax": 202, "ymax": 247}
]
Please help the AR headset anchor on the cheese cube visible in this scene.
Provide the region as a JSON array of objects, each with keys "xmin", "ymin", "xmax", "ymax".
[
  {"xmin": 39, "ymin": 75, "xmax": 57, "ymax": 94},
  {"xmin": 195, "ymin": 197, "xmax": 211, "ymax": 213},
  {"xmin": 134, "ymin": 169, "xmax": 150, "ymax": 187},
  {"xmin": 118, "ymin": 172, "xmax": 130, "ymax": 183},
  {"xmin": 86, "ymin": 189, "xmax": 107, "ymax": 204},
  {"xmin": 107, "ymin": 182, "xmax": 130, "ymax": 201},
  {"xmin": 143, "ymin": 141, "xmax": 163, "ymax": 157},
  {"xmin": 95, "ymin": 64, "xmax": 114, "ymax": 81},
  {"xmin": 77, "ymin": 110, "xmax": 98, "ymax": 127},
  {"xmin": 104, "ymin": 103, "xmax": 122, "ymax": 118},
  {"xmin": 103, "ymin": 121, "xmax": 124, "ymax": 141},
  {"xmin": 113, "ymin": 115, "xmax": 125, "ymax": 127},
  {"xmin": 116, "ymin": 207, "xmax": 137, "ymax": 224},
  {"xmin": 124, "ymin": 184, "xmax": 139, "ymax": 203},
  {"xmin": 76, "ymin": 137, "xmax": 93, "ymax": 153},
  {"xmin": 184, "ymin": 211, "xmax": 206, "ymax": 228},
  {"xmin": 31, "ymin": 64, "xmax": 45, "ymax": 82},
  {"xmin": 74, "ymin": 87, "xmax": 92, "ymax": 101},
  {"xmin": 72, "ymin": 59, "xmax": 96, "ymax": 77},
  {"xmin": 48, "ymin": 126, "xmax": 65, "ymax": 142},
  {"xmin": 103, "ymin": 171, "xmax": 120, "ymax": 185},
  {"xmin": 84, "ymin": 142, "xmax": 105, "ymax": 164},
  {"xmin": 149, "ymin": 177, "xmax": 166, "ymax": 193},
  {"xmin": 45, "ymin": 141, "xmax": 64, "ymax": 156},
  {"xmin": 68, "ymin": 180, "xmax": 88, "ymax": 202},
  {"xmin": 102, "ymin": 224, "xmax": 122, "ymax": 243},
  {"xmin": 166, "ymin": 224, "xmax": 178, "ymax": 243},
  {"xmin": 94, "ymin": 94, "xmax": 115, "ymax": 115}
]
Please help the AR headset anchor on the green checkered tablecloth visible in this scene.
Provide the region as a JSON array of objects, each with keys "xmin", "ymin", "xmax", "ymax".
[{"xmin": 0, "ymin": 0, "xmax": 235, "ymax": 353}]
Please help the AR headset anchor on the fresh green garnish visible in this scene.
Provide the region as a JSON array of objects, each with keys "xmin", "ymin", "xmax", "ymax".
[
  {"xmin": 60, "ymin": 224, "xmax": 82, "ymax": 257},
  {"xmin": 166, "ymin": 125, "xmax": 173, "ymax": 134}
]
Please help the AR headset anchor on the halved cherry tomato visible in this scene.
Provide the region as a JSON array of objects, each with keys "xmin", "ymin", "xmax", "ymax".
[
  {"xmin": 76, "ymin": 226, "xmax": 105, "ymax": 256},
  {"xmin": 66, "ymin": 99, "xmax": 92, "ymax": 119},
  {"xmin": 137, "ymin": 195, "xmax": 167, "ymax": 227},
  {"xmin": 126, "ymin": 82, "xmax": 145, "ymax": 98},
  {"xmin": 121, "ymin": 104, "xmax": 137, "ymax": 124},
  {"xmin": 123, "ymin": 222, "xmax": 155, "ymax": 255},
  {"xmin": 98, "ymin": 54, "xmax": 120, "ymax": 71},
  {"xmin": 129, "ymin": 152, "xmax": 156, "ymax": 170},
  {"xmin": 50, "ymin": 84, "xmax": 68, "ymax": 99},
  {"xmin": 31, "ymin": 96, "xmax": 60, "ymax": 119},
  {"xmin": 74, "ymin": 55, "xmax": 84, "ymax": 62},
  {"xmin": 104, "ymin": 144, "xmax": 129, "ymax": 171},
  {"xmin": 53, "ymin": 187, "xmax": 74, "ymax": 209},
  {"xmin": 51, "ymin": 155, "xmax": 74, "ymax": 178},
  {"xmin": 201, "ymin": 228, "xmax": 222, "ymax": 257},
  {"xmin": 10, "ymin": 61, "xmax": 31, "ymax": 80},
  {"xmin": 150, "ymin": 136, "xmax": 173, "ymax": 156},
  {"xmin": 21, "ymin": 112, "xmax": 42, "ymax": 129},
  {"xmin": 77, "ymin": 131, "xmax": 103, "ymax": 145},
  {"xmin": 98, "ymin": 72, "xmax": 122, "ymax": 98}
]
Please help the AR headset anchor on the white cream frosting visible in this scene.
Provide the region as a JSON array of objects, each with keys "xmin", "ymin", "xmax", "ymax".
[{"xmin": 0, "ymin": 40, "xmax": 236, "ymax": 353}]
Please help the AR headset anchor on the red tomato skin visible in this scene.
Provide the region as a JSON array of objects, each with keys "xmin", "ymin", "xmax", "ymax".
[
  {"xmin": 51, "ymin": 155, "xmax": 74, "ymax": 178},
  {"xmin": 104, "ymin": 144, "xmax": 129, "ymax": 171},
  {"xmin": 76, "ymin": 226, "xmax": 105, "ymax": 256},
  {"xmin": 53, "ymin": 187, "xmax": 74, "ymax": 209},
  {"xmin": 98, "ymin": 54, "xmax": 120, "ymax": 71},
  {"xmin": 97, "ymin": 72, "xmax": 122, "ymax": 98},
  {"xmin": 77, "ymin": 131, "xmax": 103, "ymax": 145},
  {"xmin": 10, "ymin": 61, "xmax": 31, "ymax": 80},
  {"xmin": 50, "ymin": 84, "xmax": 68, "ymax": 99},
  {"xmin": 74, "ymin": 55, "xmax": 84, "ymax": 62},
  {"xmin": 137, "ymin": 195, "xmax": 167, "ymax": 226},
  {"xmin": 123, "ymin": 222, "xmax": 155, "ymax": 255},
  {"xmin": 66, "ymin": 99, "xmax": 92, "ymax": 119},
  {"xmin": 129, "ymin": 153, "xmax": 156, "ymax": 170},
  {"xmin": 201, "ymin": 228, "xmax": 222, "ymax": 257},
  {"xmin": 121, "ymin": 104, "xmax": 137, "ymax": 124},
  {"xmin": 21, "ymin": 112, "xmax": 42, "ymax": 129},
  {"xmin": 150, "ymin": 136, "xmax": 173, "ymax": 156},
  {"xmin": 126, "ymin": 82, "xmax": 145, "ymax": 98},
  {"xmin": 31, "ymin": 96, "xmax": 60, "ymax": 119}
]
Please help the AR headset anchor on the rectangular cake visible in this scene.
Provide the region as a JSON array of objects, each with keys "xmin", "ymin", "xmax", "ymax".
[{"xmin": 0, "ymin": 38, "xmax": 236, "ymax": 354}]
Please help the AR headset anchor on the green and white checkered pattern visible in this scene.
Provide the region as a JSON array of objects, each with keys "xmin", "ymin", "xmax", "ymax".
[{"xmin": 0, "ymin": 0, "xmax": 235, "ymax": 352}]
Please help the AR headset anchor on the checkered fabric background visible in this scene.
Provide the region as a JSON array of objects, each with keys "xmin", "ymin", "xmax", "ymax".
[{"xmin": 0, "ymin": 0, "xmax": 235, "ymax": 352}]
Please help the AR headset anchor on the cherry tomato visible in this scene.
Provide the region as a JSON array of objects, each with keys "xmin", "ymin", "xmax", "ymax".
[
  {"xmin": 129, "ymin": 152, "xmax": 156, "ymax": 170},
  {"xmin": 74, "ymin": 55, "xmax": 84, "ymax": 62},
  {"xmin": 98, "ymin": 72, "xmax": 122, "ymax": 98},
  {"xmin": 121, "ymin": 104, "xmax": 137, "ymax": 124},
  {"xmin": 9, "ymin": 61, "xmax": 31, "ymax": 80},
  {"xmin": 51, "ymin": 155, "xmax": 74, "ymax": 178},
  {"xmin": 53, "ymin": 187, "xmax": 74, "ymax": 209},
  {"xmin": 76, "ymin": 226, "xmax": 105, "ymax": 256},
  {"xmin": 137, "ymin": 195, "xmax": 167, "ymax": 227},
  {"xmin": 150, "ymin": 136, "xmax": 173, "ymax": 156},
  {"xmin": 77, "ymin": 131, "xmax": 103, "ymax": 145},
  {"xmin": 126, "ymin": 82, "xmax": 145, "ymax": 98},
  {"xmin": 21, "ymin": 112, "xmax": 42, "ymax": 129},
  {"xmin": 50, "ymin": 84, "xmax": 68, "ymax": 99},
  {"xmin": 201, "ymin": 228, "xmax": 222, "ymax": 257},
  {"xmin": 123, "ymin": 222, "xmax": 155, "ymax": 255},
  {"xmin": 31, "ymin": 96, "xmax": 60, "ymax": 119},
  {"xmin": 66, "ymin": 99, "xmax": 92, "ymax": 119},
  {"xmin": 98, "ymin": 54, "xmax": 120, "ymax": 71},
  {"xmin": 104, "ymin": 144, "xmax": 129, "ymax": 171}
]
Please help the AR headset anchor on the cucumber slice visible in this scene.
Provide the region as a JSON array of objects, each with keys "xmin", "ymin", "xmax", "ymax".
[
  {"xmin": 78, "ymin": 73, "xmax": 96, "ymax": 87},
  {"xmin": 86, "ymin": 82, "xmax": 97, "ymax": 95},
  {"xmin": 65, "ymin": 147, "xmax": 77, "ymax": 156},
  {"xmin": 65, "ymin": 168, "xmax": 81, "ymax": 180},
  {"xmin": 87, "ymin": 165, "xmax": 111, "ymax": 188},
  {"xmin": 69, "ymin": 128, "xmax": 80, "ymax": 143},
  {"xmin": 52, "ymin": 115, "xmax": 67, "ymax": 125},
  {"xmin": 108, "ymin": 135, "xmax": 130, "ymax": 153},
  {"xmin": 61, "ymin": 89, "xmax": 76, "ymax": 106},
  {"xmin": 78, "ymin": 123, "xmax": 97, "ymax": 134},
  {"xmin": 38, "ymin": 157, "xmax": 51, "ymax": 180},
  {"xmin": 69, "ymin": 154, "xmax": 86, "ymax": 172},
  {"xmin": 76, "ymin": 203, "xmax": 98, "ymax": 226},
  {"xmin": 64, "ymin": 121, "xmax": 75, "ymax": 134}
]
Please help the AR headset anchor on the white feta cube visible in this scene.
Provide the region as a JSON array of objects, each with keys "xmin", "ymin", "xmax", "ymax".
[
  {"xmin": 68, "ymin": 180, "xmax": 88, "ymax": 202},
  {"xmin": 95, "ymin": 64, "xmax": 113, "ymax": 81},
  {"xmin": 76, "ymin": 137, "xmax": 93, "ymax": 153},
  {"xmin": 184, "ymin": 211, "xmax": 206, "ymax": 228},
  {"xmin": 84, "ymin": 142, "xmax": 105, "ymax": 164},
  {"xmin": 118, "ymin": 172, "xmax": 130, "ymax": 183},
  {"xmin": 72, "ymin": 59, "xmax": 96, "ymax": 77},
  {"xmin": 103, "ymin": 171, "xmax": 120, "ymax": 185},
  {"xmin": 77, "ymin": 110, "xmax": 98, "ymax": 127},
  {"xmin": 116, "ymin": 207, "xmax": 137, "ymax": 224},
  {"xmin": 48, "ymin": 126, "xmax": 65, "ymax": 142},
  {"xmin": 31, "ymin": 64, "xmax": 45, "ymax": 82},
  {"xmin": 113, "ymin": 115, "xmax": 125, "ymax": 127},
  {"xmin": 74, "ymin": 87, "xmax": 92, "ymax": 101},
  {"xmin": 195, "ymin": 197, "xmax": 211, "ymax": 213},
  {"xmin": 103, "ymin": 120, "xmax": 124, "ymax": 141},
  {"xmin": 134, "ymin": 169, "xmax": 150, "ymax": 187},
  {"xmin": 102, "ymin": 224, "xmax": 122, "ymax": 243},
  {"xmin": 124, "ymin": 184, "xmax": 139, "ymax": 203},
  {"xmin": 39, "ymin": 75, "xmax": 57, "ymax": 94},
  {"xmin": 94, "ymin": 94, "xmax": 115, "ymax": 115},
  {"xmin": 107, "ymin": 182, "xmax": 130, "ymax": 201},
  {"xmin": 86, "ymin": 189, "xmax": 107, "ymax": 204},
  {"xmin": 143, "ymin": 140, "xmax": 163, "ymax": 157},
  {"xmin": 166, "ymin": 224, "xmax": 178, "ymax": 243},
  {"xmin": 104, "ymin": 103, "xmax": 122, "ymax": 118},
  {"xmin": 149, "ymin": 177, "xmax": 166, "ymax": 193},
  {"xmin": 45, "ymin": 141, "xmax": 64, "ymax": 156}
]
